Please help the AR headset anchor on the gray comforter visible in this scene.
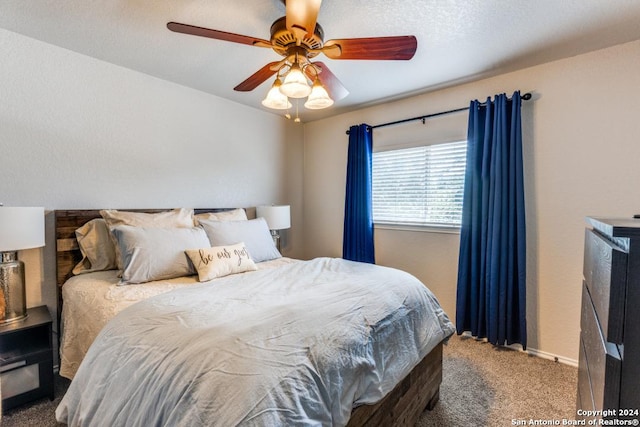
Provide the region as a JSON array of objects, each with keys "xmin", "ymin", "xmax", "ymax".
[{"xmin": 56, "ymin": 257, "xmax": 454, "ymax": 426}]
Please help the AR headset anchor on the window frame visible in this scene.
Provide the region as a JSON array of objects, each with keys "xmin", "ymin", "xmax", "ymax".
[{"xmin": 371, "ymin": 140, "xmax": 467, "ymax": 232}]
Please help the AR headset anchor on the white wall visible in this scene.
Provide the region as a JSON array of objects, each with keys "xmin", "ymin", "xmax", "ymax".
[
  {"xmin": 302, "ymin": 39, "xmax": 640, "ymax": 362},
  {"xmin": 0, "ymin": 29, "xmax": 305, "ymax": 341}
]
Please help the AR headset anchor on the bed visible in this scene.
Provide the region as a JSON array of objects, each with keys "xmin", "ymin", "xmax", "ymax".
[{"xmin": 54, "ymin": 209, "xmax": 454, "ymax": 426}]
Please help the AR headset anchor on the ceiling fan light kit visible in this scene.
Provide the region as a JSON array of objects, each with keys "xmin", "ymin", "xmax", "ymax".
[
  {"xmin": 167, "ymin": 0, "xmax": 417, "ymax": 116},
  {"xmin": 264, "ymin": 61, "xmax": 333, "ymax": 113}
]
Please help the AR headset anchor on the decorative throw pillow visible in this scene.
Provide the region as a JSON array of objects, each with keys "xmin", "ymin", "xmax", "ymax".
[
  {"xmin": 198, "ymin": 217, "xmax": 281, "ymax": 263},
  {"xmin": 72, "ymin": 218, "xmax": 118, "ymax": 275},
  {"xmin": 100, "ymin": 208, "xmax": 195, "ymax": 270},
  {"xmin": 194, "ymin": 208, "xmax": 247, "ymax": 225},
  {"xmin": 111, "ymin": 225, "xmax": 210, "ymax": 285},
  {"xmin": 185, "ymin": 242, "xmax": 257, "ymax": 282}
]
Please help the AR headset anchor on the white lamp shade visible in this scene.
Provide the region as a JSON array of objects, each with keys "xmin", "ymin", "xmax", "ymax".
[
  {"xmin": 256, "ymin": 205, "xmax": 291, "ymax": 230},
  {"xmin": 280, "ymin": 64, "xmax": 311, "ymax": 99},
  {"xmin": 304, "ymin": 80, "xmax": 334, "ymax": 110},
  {"xmin": 262, "ymin": 78, "xmax": 292, "ymax": 110},
  {"xmin": 0, "ymin": 207, "xmax": 45, "ymax": 251}
]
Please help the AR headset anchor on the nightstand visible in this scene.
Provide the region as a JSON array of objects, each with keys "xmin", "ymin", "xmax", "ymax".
[{"xmin": 0, "ymin": 305, "xmax": 54, "ymax": 411}]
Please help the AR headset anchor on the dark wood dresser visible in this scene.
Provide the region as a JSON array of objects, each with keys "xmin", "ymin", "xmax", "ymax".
[{"xmin": 578, "ymin": 217, "xmax": 640, "ymax": 420}]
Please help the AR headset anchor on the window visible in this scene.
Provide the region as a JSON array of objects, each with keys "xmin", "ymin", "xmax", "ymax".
[{"xmin": 372, "ymin": 141, "xmax": 467, "ymax": 228}]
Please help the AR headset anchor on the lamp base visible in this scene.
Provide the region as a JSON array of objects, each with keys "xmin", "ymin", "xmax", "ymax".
[
  {"xmin": 270, "ymin": 230, "xmax": 282, "ymax": 252},
  {"xmin": 0, "ymin": 251, "xmax": 28, "ymax": 324}
]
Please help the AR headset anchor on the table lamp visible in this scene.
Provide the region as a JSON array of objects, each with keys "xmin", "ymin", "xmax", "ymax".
[
  {"xmin": 256, "ymin": 205, "xmax": 290, "ymax": 252},
  {"xmin": 0, "ymin": 206, "xmax": 45, "ymax": 324}
]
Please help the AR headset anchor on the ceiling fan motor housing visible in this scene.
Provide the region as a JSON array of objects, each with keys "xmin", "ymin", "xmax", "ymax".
[{"xmin": 270, "ymin": 16, "xmax": 324, "ymax": 58}]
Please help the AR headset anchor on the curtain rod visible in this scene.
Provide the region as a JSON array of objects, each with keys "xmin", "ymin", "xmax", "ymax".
[{"xmin": 345, "ymin": 92, "xmax": 532, "ymax": 134}]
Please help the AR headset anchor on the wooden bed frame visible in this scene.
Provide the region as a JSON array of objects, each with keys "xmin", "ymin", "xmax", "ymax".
[{"xmin": 54, "ymin": 208, "xmax": 444, "ymax": 426}]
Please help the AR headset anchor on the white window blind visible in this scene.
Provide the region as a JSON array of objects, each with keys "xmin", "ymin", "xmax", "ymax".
[{"xmin": 372, "ymin": 141, "xmax": 467, "ymax": 227}]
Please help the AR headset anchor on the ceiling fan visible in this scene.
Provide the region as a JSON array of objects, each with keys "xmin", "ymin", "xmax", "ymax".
[{"xmin": 167, "ymin": 0, "xmax": 417, "ymax": 111}]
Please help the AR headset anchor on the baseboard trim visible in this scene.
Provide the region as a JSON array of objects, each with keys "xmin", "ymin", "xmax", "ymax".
[
  {"xmin": 459, "ymin": 332, "xmax": 579, "ymax": 367},
  {"xmin": 525, "ymin": 347, "xmax": 578, "ymax": 367}
]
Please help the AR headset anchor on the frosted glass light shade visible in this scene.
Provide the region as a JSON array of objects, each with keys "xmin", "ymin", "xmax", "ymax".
[
  {"xmin": 0, "ymin": 207, "xmax": 45, "ymax": 251},
  {"xmin": 280, "ymin": 64, "xmax": 311, "ymax": 98},
  {"xmin": 256, "ymin": 205, "xmax": 291, "ymax": 230},
  {"xmin": 304, "ymin": 79, "xmax": 334, "ymax": 109},
  {"xmin": 262, "ymin": 78, "xmax": 292, "ymax": 110}
]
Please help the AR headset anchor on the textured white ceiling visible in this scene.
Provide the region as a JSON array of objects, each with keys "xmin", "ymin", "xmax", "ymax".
[{"xmin": 2, "ymin": 0, "xmax": 640, "ymax": 122}]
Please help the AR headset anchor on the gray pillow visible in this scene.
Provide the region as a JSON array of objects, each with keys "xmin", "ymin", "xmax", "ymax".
[
  {"xmin": 111, "ymin": 225, "xmax": 210, "ymax": 285},
  {"xmin": 101, "ymin": 208, "xmax": 195, "ymax": 271},
  {"xmin": 198, "ymin": 217, "xmax": 281, "ymax": 263}
]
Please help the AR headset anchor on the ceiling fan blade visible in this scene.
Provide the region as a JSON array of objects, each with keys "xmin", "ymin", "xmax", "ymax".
[
  {"xmin": 305, "ymin": 62, "xmax": 349, "ymax": 101},
  {"xmin": 322, "ymin": 36, "xmax": 417, "ymax": 60},
  {"xmin": 167, "ymin": 22, "xmax": 271, "ymax": 47},
  {"xmin": 234, "ymin": 61, "xmax": 283, "ymax": 92},
  {"xmin": 286, "ymin": 0, "xmax": 322, "ymax": 43}
]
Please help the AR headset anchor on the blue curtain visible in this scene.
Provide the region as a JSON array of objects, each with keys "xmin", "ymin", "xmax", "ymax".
[
  {"xmin": 343, "ymin": 124, "xmax": 375, "ymax": 264},
  {"xmin": 456, "ymin": 91, "xmax": 527, "ymax": 348}
]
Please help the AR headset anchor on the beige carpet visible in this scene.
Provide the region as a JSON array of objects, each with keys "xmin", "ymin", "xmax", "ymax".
[
  {"xmin": 2, "ymin": 334, "xmax": 577, "ymax": 426},
  {"xmin": 417, "ymin": 334, "xmax": 578, "ymax": 426}
]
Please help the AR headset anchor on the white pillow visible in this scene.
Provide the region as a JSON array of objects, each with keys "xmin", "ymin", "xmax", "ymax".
[
  {"xmin": 111, "ymin": 225, "xmax": 210, "ymax": 285},
  {"xmin": 72, "ymin": 219, "xmax": 117, "ymax": 275},
  {"xmin": 185, "ymin": 242, "xmax": 257, "ymax": 282},
  {"xmin": 100, "ymin": 208, "xmax": 195, "ymax": 270},
  {"xmin": 198, "ymin": 217, "xmax": 281, "ymax": 263},
  {"xmin": 100, "ymin": 208, "xmax": 194, "ymax": 228},
  {"xmin": 194, "ymin": 208, "xmax": 247, "ymax": 225}
]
